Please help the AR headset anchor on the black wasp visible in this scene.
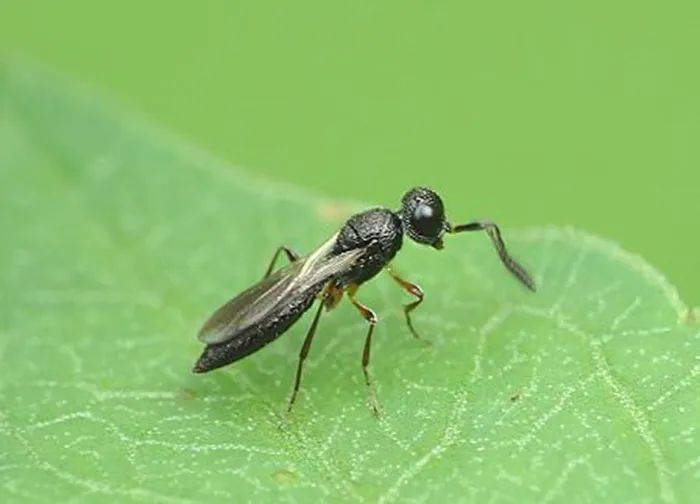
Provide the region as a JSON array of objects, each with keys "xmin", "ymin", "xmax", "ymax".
[{"xmin": 193, "ymin": 187, "xmax": 535, "ymax": 415}]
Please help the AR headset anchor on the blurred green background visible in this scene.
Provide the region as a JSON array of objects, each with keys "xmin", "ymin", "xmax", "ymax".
[{"xmin": 1, "ymin": 0, "xmax": 698, "ymax": 304}]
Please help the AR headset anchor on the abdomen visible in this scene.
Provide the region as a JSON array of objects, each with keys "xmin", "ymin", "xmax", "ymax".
[{"xmin": 193, "ymin": 284, "xmax": 322, "ymax": 373}]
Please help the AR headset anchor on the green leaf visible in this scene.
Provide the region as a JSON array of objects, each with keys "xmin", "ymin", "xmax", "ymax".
[{"xmin": 1, "ymin": 64, "xmax": 698, "ymax": 503}]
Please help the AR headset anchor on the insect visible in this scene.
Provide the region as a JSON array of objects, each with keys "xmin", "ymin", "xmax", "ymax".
[{"xmin": 193, "ymin": 187, "xmax": 535, "ymax": 415}]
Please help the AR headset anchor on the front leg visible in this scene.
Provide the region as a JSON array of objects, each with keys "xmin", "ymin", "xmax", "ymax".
[{"xmin": 386, "ymin": 268, "xmax": 426, "ymax": 342}]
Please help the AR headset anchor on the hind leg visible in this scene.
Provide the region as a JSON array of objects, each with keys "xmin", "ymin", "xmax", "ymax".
[
  {"xmin": 263, "ymin": 245, "xmax": 300, "ymax": 278},
  {"xmin": 287, "ymin": 299, "xmax": 324, "ymax": 412}
]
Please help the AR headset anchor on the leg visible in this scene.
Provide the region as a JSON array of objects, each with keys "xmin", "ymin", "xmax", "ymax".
[
  {"xmin": 449, "ymin": 220, "xmax": 536, "ymax": 291},
  {"xmin": 386, "ymin": 268, "xmax": 425, "ymax": 341},
  {"xmin": 347, "ymin": 285, "xmax": 381, "ymax": 417},
  {"xmin": 264, "ymin": 245, "xmax": 300, "ymax": 278},
  {"xmin": 287, "ymin": 299, "xmax": 324, "ymax": 412}
]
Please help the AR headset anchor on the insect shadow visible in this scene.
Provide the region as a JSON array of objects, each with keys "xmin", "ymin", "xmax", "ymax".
[{"xmin": 193, "ymin": 187, "xmax": 535, "ymax": 416}]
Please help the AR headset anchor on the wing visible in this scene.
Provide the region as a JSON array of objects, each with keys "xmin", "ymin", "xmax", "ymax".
[
  {"xmin": 197, "ymin": 260, "xmax": 302, "ymax": 344},
  {"xmin": 197, "ymin": 239, "xmax": 366, "ymax": 345}
]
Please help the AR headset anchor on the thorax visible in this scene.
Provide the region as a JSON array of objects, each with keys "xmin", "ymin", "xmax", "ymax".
[{"xmin": 331, "ymin": 207, "xmax": 403, "ymax": 286}]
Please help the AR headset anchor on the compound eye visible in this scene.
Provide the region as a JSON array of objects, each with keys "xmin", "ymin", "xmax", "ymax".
[{"xmin": 412, "ymin": 203, "xmax": 443, "ymax": 238}]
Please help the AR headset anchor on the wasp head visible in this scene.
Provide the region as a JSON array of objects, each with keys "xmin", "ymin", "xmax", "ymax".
[{"xmin": 399, "ymin": 187, "xmax": 449, "ymax": 249}]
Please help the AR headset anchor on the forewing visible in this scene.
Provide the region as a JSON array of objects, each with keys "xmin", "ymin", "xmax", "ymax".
[
  {"xmin": 297, "ymin": 247, "xmax": 366, "ymax": 289},
  {"xmin": 197, "ymin": 244, "xmax": 367, "ymax": 345},
  {"xmin": 197, "ymin": 260, "xmax": 301, "ymax": 344}
]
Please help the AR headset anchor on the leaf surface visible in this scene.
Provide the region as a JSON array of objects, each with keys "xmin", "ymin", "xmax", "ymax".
[{"xmin": 1, "ymin": 65, "xmax": 698, "ymax": 503}]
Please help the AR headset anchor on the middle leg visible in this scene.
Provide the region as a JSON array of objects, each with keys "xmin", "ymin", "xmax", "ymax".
[{"xmin": 347, "ymin": 284, "xmax": 381, "ymax": 417}]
